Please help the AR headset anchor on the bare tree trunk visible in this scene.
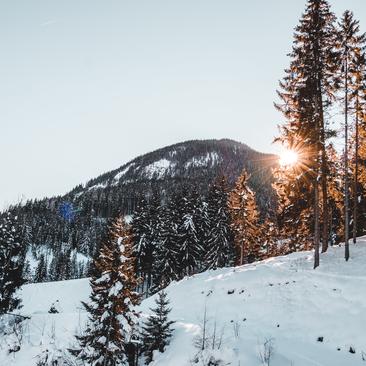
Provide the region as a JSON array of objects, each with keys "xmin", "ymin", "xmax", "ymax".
[
  {"xmin": 240, "ymin": 243, "xmax": 244, "ymax": 266},
  {"xmin": 320, "ymin": 108, "xmax": 329, "ymax": 253},
  {"xmin": 314, "ymin": 176, "xmax": 320, "ymax": 269},
  {"xmin": 329, "ymin": 206, "xmax": 333, "ymax": 246},
  {"xmin": 344, "ymin": 56, "xmax": 350, "ymax": 261},
  {"xmin": 353, "ymin": 98, "xmax": 359, "ymax": 244}
]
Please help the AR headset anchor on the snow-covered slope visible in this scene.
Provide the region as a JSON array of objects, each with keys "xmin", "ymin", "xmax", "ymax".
[{"xmin": 1, "ymin": 241, "xmax": 366, "ymax": 365}]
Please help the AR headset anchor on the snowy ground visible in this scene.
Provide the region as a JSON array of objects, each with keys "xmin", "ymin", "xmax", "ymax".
[{"xmin": 1, "ymin": 239, "xmax": 366, "ymax": 365}]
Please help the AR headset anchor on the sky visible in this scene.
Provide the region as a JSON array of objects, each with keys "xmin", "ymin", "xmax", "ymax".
[{"xmin": 1, "ymin": 0, "xmax": 366, "ymax": 209}]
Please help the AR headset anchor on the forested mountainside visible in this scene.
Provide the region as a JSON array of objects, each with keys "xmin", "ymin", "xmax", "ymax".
[{"xmin": 8, "ymin": 139, "xmax": 278, "ymax": 281}]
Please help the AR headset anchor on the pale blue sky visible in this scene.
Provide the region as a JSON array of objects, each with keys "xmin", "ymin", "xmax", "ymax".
[{"xmin": 1, "ymin": 0, "xmax": 365, "ymax": 208}]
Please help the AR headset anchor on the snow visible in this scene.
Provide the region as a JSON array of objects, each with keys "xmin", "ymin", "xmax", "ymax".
[
  {"xmin": 143, "ymin": 159, "xmax": 175, "ymax": 179},
  {"xmin": 87, "ymin": 182, "xmax": 108, "ymax": 191},
  {"xmin": 113, "ymin": 163, "xmax": 136, "ymax": 183},
  {"xmin": 1, "ymin": 240, "xmax": 366, "ymax": 365},
  {"xmin": 184, "ymin": 152, "xmax": 221, "ymax": 169}
]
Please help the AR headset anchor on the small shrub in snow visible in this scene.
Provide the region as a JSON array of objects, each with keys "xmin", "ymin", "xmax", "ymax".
[
  {"xmin": 191, "ymin": 352, "xmax": 225, "ymax": 366},
  {"xmin": 258, "ymin": 337, "xmax": 275, "ymax": 366},
  {"xmin": 5, "ymin": 316, "xmax": 26, "ymax": 354},
  {"xmin": 48, "ymin": 301, "xmax": 60, "ymax": 314}
]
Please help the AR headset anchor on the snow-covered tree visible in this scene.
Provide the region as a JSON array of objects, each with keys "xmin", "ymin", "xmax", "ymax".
[
  {"xmin": 34, "ymin": 254, "xmax": 48, "ymax": 283},
  {"xmin": 71, "ymin": 217, "xmax": 140, "ymax": 366},
  {"xmin": 205, "ymin": 176, "xmax": 235, "ymax": 269},
  {"xmin": 152, "ymin": 204, "xmax": 180, "ymax": 291},
  {"xmin": 177, "ymin": 190, "xmax": 204, "ymax": 276},
  {"xmin": 178, "ymin": 213, "xmax": 201, "ymax": 276},
  {"xmin": 260, "ymin": 219, "xmax": 280, "ymax": 259},
  {"xmin": 228, "ymin": 171, "xmax": 260, "ymax": 264},
  {"xmin": 132, "ymin": 192, "xmax": 160, "ymax": 291},
  {"xmin": 0, "ymin": 212, "xmax": 25, "ymax": 315},
  {"xmin": 142, "ymin": 290, "xmax": 175, "ymax": 364}
]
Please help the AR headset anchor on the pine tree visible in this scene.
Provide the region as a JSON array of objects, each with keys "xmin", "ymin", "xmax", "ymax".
[
  {"xmin": 337, "ymin": 11, "xmax": 366, "ymax": 256},
  {"xmin": 350, "ymin": 50, "xmax": 366, "ymax": 244},
  {"xmin": 0, "ymin": 212, "xmax": 25, "ymax": 315},
  {"xmin": 177, "ymin": 189, "xmax": 204, "ymax": 276},
  {"xmin": 70, "ymin": 251, "xmax": 78, "ymax": 279},
  {"xmin": 260, "ymin": 219, "xmax": 280, "ymax": 258},
  {"xmin": 142, "ymin": 290, "xmax": 175, "ymax": 364},
  {"xmin": 275, "ymin": 0, "xmax": 339, "ymax": 267},
  {"xmin": 228, "ymin": 171, "xmax": 260, "ymax": 265},
  {"xmin": 152, "ymin": 203, "xmax": 180, "ymax": 291},
  {"xmin": 71, "ymin": 217, "xmax": 140, "ymax": 366},
  {"xmin": 22, "ymin": 260, "xmax": 32, "ymax": 284},
  {"xmin": 205, "ymin": 176, "xmax": 235, "ymax": 269},
  {"xmin": 35, "ymin": 254, "xmax": 48, "ymax": 283},
  {"xmin": 132, "ymin": 192, "xmax": 160, "ymax": 293},
  {"xmin": 273, "ymin": 157, "xmax": 314, "ymax": 253}
]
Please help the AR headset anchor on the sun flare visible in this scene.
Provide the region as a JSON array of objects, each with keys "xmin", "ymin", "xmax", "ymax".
[{"xmin": 279, "ymin": 149, "xmax": 299, "ymax": 167}]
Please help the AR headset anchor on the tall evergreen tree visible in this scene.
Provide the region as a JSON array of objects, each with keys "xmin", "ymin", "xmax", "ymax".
[
  {"xmin": 71, "ymin": 217, "xmax": 140, "ymax": 366},
  {"xmin": 260, "ymin": 219, "xmax": 280, "ymax": 258},
  {"xmin": 142, "ymin": 290, "xmax": 175, "ymax": 364},
  {"xmin": 34, "ymin": 254, "xmax": 48, "ymax": 283},
  {"xmin": 132, "ymin": 192, "xmax": 160, "ymax": 292},
  {"xmin": 228, "ymin": 171, "xmax": 260, "ymax": 265},
  {"xmin": 151, "ymin": 203, "xmax": 180, "ymax": 291},
  {"xmin": 0, "ymin": 212, "xmax": 25, "ymax": 315},
  {"xmin": 205, "ymin": 176, "xmax": 235, "ymax": 269},
  {"xmin": 337, "ymin": 11, "xmax": 366, "ymax": 256},
  {"xmin": 276, "ymin": 0, "xmax": 339, "ymax": 267},
  {"xmin": 177, "ymin": 189, "xmax": 204, "ymax": 276},
  {"xmin": 273, "ymin": 158, "xmax": 314, "ymax": 253}
]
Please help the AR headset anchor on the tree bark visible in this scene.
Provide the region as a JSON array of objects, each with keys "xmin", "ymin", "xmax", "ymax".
[
  {"xmin": 314, "ymin": 176, "xmax": 320, "ymax": 269},
  {"xmin": 344, "ymin": 56, "xmax": 350, "ymax": 261},
  {"xmin": 319, "ymin": 97, "xmax": 329, "ymax": 253},
  {"xmin": 353, "ymin": 97, "xmax": 359, "ymax": 244}
]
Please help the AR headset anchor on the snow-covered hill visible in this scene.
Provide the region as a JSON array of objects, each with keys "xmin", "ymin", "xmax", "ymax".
[{"xmin": 1, "ymin": 241, "xmax": 366, "ymax": 365}]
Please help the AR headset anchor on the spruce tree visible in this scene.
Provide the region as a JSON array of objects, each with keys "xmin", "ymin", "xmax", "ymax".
[
  {"xmin": 35, "ymin": 254, "xmax": 48, "ymax": 283},
  {"xmin": 0, "ymin": 212, "xmax": 25, "ymax": 315},
  {"xmin": 142, "ymin": 290, "xmax": 175, "ymax": 364},
  {"xmin": 151, "ymin": 203, "xmax": 180, "ymax": 291},
  {"xmin": 273, "ymin": 156, "xmax": 314, "ymax": 253},
  {"xmin": 337, "ymin": 10, "xmax": 366, "ymax": 257},
  {"xmin": 228, "ymin": 171, "xmax": 260, "ymax": 264},
  {"xmin": 132, "ymin": 192, "xmax": 160, "ymax": 293},
  {"xmin": 261, "ymin": 219, "xmax": 280, "ymax": 258},
  {"xmin": 275, "ymin": 0, "xmax": 339, "ymax": 267},
  {"xmin": 177, "ymin": 189, "xmax": 204, "ymax": 276},
  {"xmin": 71, "ymin": 217, "xmax": 140, "ymax": 366},
  {"xmin": 205, "ymin": 176, "xmax": 235, "ymax": 269}
]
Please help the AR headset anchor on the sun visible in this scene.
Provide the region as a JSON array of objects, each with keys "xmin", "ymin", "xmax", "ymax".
[{"xmin": 279, "ymin": 149, "xmax": 299, "ymax": 167}]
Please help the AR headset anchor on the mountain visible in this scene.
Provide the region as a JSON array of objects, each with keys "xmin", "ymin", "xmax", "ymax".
[
  {"xmin": 67, "ymin": 138, "xmax": 277, "ymax": 215},
  {"xmin": 1, "ymin": 240, "xmax": 365, "ymax": 365},
  {"xmin": 10, "ymin": 139, "xmax": 278, "ymax": 279}
]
